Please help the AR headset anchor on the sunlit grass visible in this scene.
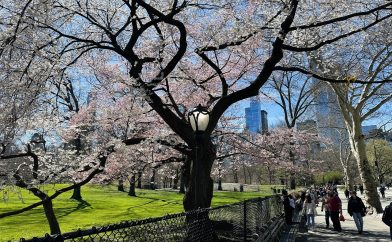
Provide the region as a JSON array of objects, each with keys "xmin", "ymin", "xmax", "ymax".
[{"xmin": 0, "ymin": 184, "xmax": 274, "ymax": 241}]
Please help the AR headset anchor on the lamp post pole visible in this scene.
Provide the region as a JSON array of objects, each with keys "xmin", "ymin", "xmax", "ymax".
[{"xmin": 188, "ymin": 104, "xmax": 210, "ymax": 209}]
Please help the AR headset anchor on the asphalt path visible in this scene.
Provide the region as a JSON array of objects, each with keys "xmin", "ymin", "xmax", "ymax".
[{"xmin": 303, "ymin": 188, "xmax": 392, "ymax": 242}]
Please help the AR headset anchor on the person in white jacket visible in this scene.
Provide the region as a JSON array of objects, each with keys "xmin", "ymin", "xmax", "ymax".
[{"xmin": 302, "ymin": 194, "xmax": 317, "ymax": 231}]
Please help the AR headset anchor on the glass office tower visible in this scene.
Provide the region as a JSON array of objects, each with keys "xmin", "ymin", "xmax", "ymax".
[{"xmin": 245, "ymin": 97, "xmax": 268, "ymax": 134}]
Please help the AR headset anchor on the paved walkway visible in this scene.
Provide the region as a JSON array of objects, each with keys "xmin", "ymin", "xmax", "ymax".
[{"xmin": 298, "ymin": 188, "xmax": 392, "ymax": 242}]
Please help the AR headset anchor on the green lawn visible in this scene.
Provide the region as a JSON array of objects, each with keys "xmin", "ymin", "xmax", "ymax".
[{"xmin": 0, "ymin": 184, "xmax": 273, "ymax": 241}]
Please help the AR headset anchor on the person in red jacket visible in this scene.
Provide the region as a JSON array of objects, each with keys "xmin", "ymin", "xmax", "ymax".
[{"xmin": 327, "ymin": 191, "xmax": 342, "ymax": 232}]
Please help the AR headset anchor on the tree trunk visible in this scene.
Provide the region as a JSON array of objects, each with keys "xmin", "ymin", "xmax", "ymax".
[
  {"xmin": 218, "ymin": 177, "xmax": 222, "ymax": 191},
  {"xmin": 350, "ymin": 118, "xmax": 383, "ymax": 213},
  {"xmin": 233, "ymin": 169, "xmax": 238, "ymax": 183},
  {"xmin": 183, "ymin": 135, "xmax": 217, "ymax": 241},
  {"xmin": 183, "ymin": 134, "xmax": 216, "ymax": 211},
  {"xmin": 242, "ymin": 164, "xmax": 247, "ymax": 184},
  {"xmin": 42, "ymin": 197, "xmax": 61, "ymax": 235},
  {"xmin": 179, "ymin": 168, "xmax": 185, "ymax": 193},
  {"xmin": 137, "ymin": 171, "xmax": 142, "ymax": 189},
  {"xmin": 128, "ymin": 175, "xmax": 136, "ymax": 197},
  {"xmin": 173, "ymin": 168, "xmax": 179, "ymax": 189},
  {"xmin": 150, "ymin": 169, "xmax": 156, "ymax": 190},
  {"xmin": 70, "ymin": 185, "xmax": 82, "ymax": 200},
  {"xmin": 118, "ymin": 179, "xmax": 125, "ymax": 192},
  {"xmin": 289, "ymin": 149, "xmax": 296, "ymax": 190},
  {"xmin": 267, "ymin": 166, "xmax": 273, "ymax": 185},
  {"xmin": 342, "ymin": 167, "xmax": 350, "ymax": 189},
  {"xmin": 179, "ymin": 158, "xmax": 190, "ymax": 194},
  {"xmin": 290, "ymin": 174, "xmax": 296, "ymax": 190},
  {"xmin": 247, "ymin": 167, "xmax": 253, "ymax": 184}
]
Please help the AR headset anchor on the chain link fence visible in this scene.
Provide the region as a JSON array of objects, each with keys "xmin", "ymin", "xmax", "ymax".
[{"xmin": 20, "ymin": 195, "xmax": 283, "ymax": 242}]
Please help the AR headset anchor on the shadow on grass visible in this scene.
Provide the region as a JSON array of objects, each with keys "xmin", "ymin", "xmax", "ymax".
[
  {"xmin": 56, "ymin": 199, "xmax": 92, "ymax": 218},
  {"xmin": 125, "ymin": 196, "xmax": 182, "ymax": 212}
]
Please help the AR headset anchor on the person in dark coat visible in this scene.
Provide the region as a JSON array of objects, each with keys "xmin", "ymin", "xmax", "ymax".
[
  {"xmin": 380, "ymin": 186, "xmax": 386, "ymax": 198},
  {"xmin": 344, "ymin": 189, "xmax": 350, "ymax": 199},
  {"xmin": 282, "ymin": 190, "xmax": 292, "ymax": 225},
  {"xmin": 347, "ymin": 191, "xmax": 366, "ymax": 234},
  {"xmin": 359, "ymin": 185, "xmax": 364, "ymax": 195},
  {"xmin": 382, "ymin": 202, "xmax": 392, "ymax": 240}
]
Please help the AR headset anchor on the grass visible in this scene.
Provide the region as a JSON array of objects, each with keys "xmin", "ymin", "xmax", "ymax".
[{"xmin": 0, "ymin": 184, "xmax": 274, "ymax": 241}]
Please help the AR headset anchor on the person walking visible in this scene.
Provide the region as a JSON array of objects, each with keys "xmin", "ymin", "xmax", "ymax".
[
  {"xmin": 382, "ymin": 202, "xmax": 392, "ymax": 240},
  {"xmin": 347, "ymin": 191, "xmax": 366, "ymax": 234},
  {"xmin": 359, "ymin": 185, "xmax": 364, "ymax": 195},
  {"xmin": 282, "ymin": 190, "xmax": 293, "ymax": 225},
  {"xmin": 302, "ymin": 194, "xmax": 317, "ymax": 231},
  {"xmin": 381, "ymin": 186, "xmax": 386, "ymax": 199},
  {"xmin": 344, "ymin": 188, "xmax": 350, "ymax": 199},
  {"xmin": 328, "ymin": 192, "xmax": 343, "ymax": 232},
  {"xmin": 321, "ymin": 192, "xmax": 332, "ymax": 228}
]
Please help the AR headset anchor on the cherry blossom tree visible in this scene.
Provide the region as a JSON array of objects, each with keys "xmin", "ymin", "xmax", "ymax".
[
  {"xmin": 0, "ymin": 143, "xmax": 115, "ymax": 234},
  {"xmin": 1, "ymin": 0, "xmax": 392, "ymax": 213}
]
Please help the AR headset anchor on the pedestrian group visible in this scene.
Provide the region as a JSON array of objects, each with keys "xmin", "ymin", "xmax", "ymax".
[{"xmin": 282, "ymin": 184, "xmax": 368, "ymax": 235}]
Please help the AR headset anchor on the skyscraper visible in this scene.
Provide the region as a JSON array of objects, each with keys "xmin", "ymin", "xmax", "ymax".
[
  {"xmin": 245, "ymin": 97, "xmax": 268, "ymax": 134},
  {"xmin": 260, "ymin": 110, "xmax": 268, "ymax": 134},
  {"xmin": 313, "ymin": 80, "xmax": 348, "ymax": 146},
  {"xmin": 245, "ymin": 97, "xmax": 261, "ymax": 133},
  {"xmin": 309, "ymin": 55, "xmax": 348, "ymax": 146}
]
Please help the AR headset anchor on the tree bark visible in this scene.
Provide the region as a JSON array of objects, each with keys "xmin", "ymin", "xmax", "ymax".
[
  {"xmin": 349, "ymin": 117, "xmax": 383, "ymax": 213},
  {"xmin": 183, "ymin": 134, "xmax": 216, "ymax": 211},
  {"xmin": 128, "ymin": 175, "xmax": 136, "ymax": 197},
  {"xmin": 173, "ymin": 168, "xmax": 179, "ymax": 189},
  {"xmin": 42, "ymin": 197, "xmax": 61, "ymax": 235},
  {"xmin": 70, "ymin": 184, "xmax": 82, "ymax": 200},
  {"xmin": 233, "ymin": 170, "xmax": 239, "ymax": 183},
  {"xmin": 290, "ymin": 174, "xmax": 296, "ymax": 190},
  {"xmin": 342, "ymin": 167, "xmax": 351, "ymax": 190},
  {"xmin": 247, "ymin": 167, "xmax": 253, "ymax": 184},
  {"xmin": 242, "ymin": 164, "xmax": 247, "ymax": 184},
  {"xmin": 179, "ymin": 168, "xmax": 186, "ymax": 193},
  {"xmin": 267, "ymin": 166, "xmax": 273, "ymax": 185},
  {"xmin": 179, "ymin": 158, "xmax": 190, "ymax": 194},
  {"xmin": 118, "ymin": 179, "xmax": 125, "ymax": 192},
  {"xmin": 137, "ymin": 171, "xmax": 142, "ymax": 189},
  {"xmin": 163, "ymin": 177, "xmax": 167, "ymax": 188},
  {"xmin": 150, "ymin": 169, "xmax": 156, "ymax": 190},
  {"xmin": 289, "ymin": 148, "xmax": 296, "ymax": 190},
  {"xmin": 218, "ymin": 178, "xmax": 222, "ymax": 191}
]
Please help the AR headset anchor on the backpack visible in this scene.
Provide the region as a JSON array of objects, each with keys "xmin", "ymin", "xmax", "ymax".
[{"xmin": 382, "ymin": 205, "xmax": 392, "ymax": 226}]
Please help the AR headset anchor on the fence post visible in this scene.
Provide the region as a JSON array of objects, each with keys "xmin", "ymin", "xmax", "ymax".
[{"xmin": 243, "ymin": 200, "xmax": 247, "ymax": 242}]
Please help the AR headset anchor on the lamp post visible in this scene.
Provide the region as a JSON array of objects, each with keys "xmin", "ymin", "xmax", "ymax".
[
  {"xmin": 188, "ymin": 104, "xmax": 210, "ymax": 134},
  {"xmin": 188, "ymin": 104, "xmax": 210, "ymax": 208}
]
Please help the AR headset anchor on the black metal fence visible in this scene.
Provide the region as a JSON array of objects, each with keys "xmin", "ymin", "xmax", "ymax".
[{"xmin": 20, "ymin": 195, "xmax": 284, "ymax": 242}]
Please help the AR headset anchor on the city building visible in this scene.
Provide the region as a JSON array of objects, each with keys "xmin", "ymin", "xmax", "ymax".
[
  {"xmin": 260, "ymin": 110, "xmax": 269, "ymax": 134},
  {"xmin": 362, "ymin": 125, "xmax": 378, "ymax": 136},
  {"xmin": 297, "ymin": 119, "xmax": 317, "ymax": 133},
  {"xmin": 313, "ymin": 80, "xmax": 348, "ymax": 146},
  {"xmin": 245, "ymin": 97, "xmax": 268, "ymax": 134},
  {"xmin": 245, "ymin": 97, "xmax": 261, "ymax": 133},
  {"xmin": 308, "ymin": 56, "xmax": 349, "ymax": 147},
  {"xmin": 297, "ymin": 119, "xmax": 322, "ymax": 154}
]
